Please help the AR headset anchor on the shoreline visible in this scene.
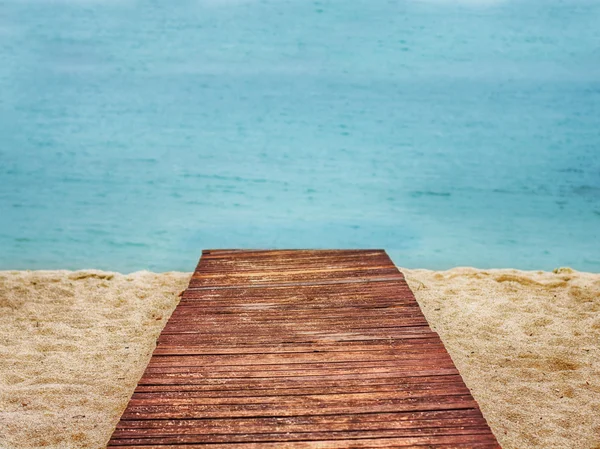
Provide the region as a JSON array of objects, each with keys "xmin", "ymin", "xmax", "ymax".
[{"xmin": 1, "ymin": 267, "xmax": 599, "ymax": 449}]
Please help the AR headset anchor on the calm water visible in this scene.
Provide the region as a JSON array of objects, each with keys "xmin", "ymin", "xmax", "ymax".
[{"xmin": 1, "ymin": 0, "xmax": 599, "ymax": 272}]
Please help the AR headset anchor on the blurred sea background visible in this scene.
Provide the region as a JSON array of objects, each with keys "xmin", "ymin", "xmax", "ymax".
[{"xmin": 1, "ymin": 0, "xmax": 599, "ymax": 272}]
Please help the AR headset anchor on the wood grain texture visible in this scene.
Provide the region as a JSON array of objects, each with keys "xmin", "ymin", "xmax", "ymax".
[{"xmin": 108, "ymin": 249, "xmax": 500, "ymax": 448}]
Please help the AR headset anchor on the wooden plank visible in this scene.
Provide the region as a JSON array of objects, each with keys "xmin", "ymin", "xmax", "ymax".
[
  {"xmin": 119, "ymin": 395, "xmax": 480, "ymax": 420},
  {"xmin": 108, "ymin": 433, "xmax": 499, "ymax": 448},
  {"xmin": 145, "ymin": 349, "xmax": 452, "ymax": 366},
  {"xmin": 132, "ymin": 375, "xmax": 465, "ymax": 394},
  {"xmin": 130, "ymin": 382, "xmax": 469, "ymax": 398},
  {"xmin": 107, "ymin": 249, "xmax": 500, "ymax": 448},
  {"xmin": 155, "ymin": 332, "xmax": 443, "ymax": 346},
  {"xmin": 137, "ymin": 369, "xmax": 463, "ymax": 386},
  {"xmin": 114, "ymin": 409, "xmax": 486, "ymax": 431},
  {"xmin": 153, "ymin": 339, "xmax": 447, "ymax": 355},
  {"xmin": 109, "ymin": 426, "xmax": 494, "ymax": 445}
]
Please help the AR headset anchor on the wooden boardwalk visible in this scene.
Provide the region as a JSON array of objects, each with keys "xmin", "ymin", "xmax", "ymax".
[{"xmin": 108, "ymin": 249, "xmax": 500, "ymax": 448}]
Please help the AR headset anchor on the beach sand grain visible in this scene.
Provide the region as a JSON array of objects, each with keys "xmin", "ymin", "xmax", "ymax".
[
  {"xmin": 0, "ymin": 270, "xmax": 189, "ymax": 449},
  {"xmin": 0, "ymin": 268, "xmax": 598, "ymax": 448}
]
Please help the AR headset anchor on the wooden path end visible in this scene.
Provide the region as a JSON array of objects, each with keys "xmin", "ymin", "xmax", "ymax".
[{"xmin": 108, "ymin": 249, "xmax": 500, "ymax": 448}]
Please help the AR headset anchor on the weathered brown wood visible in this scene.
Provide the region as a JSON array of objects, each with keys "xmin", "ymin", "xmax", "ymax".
[
  {"xmin": 108, "ymin": 434, "xmax": 499, "ymax": 448},
  {"xmin": 132, "ymin": 375, "xmax": 466, "ymax": 394},
  {"xmin": 119, "ymin": 395, "xmax": 480, "ymax": 420},
  {"xmin": 114, "ymin": 409, "xmax": 484, "ymax": 427},
  {"xmin": 145, "ymin": 349, "xmax": 451, "ymax": 366},
  {"xmin": 110, "ymin": 426, "xmax": 495, "ymax": 445},
  {"xmin": 153, "ymin": 339, "xmax": 446, "ymax": 355},
  {"xmin": 136, "ymin": 368, "xmax": 463, "ymax": 386},
  {"xmin": 130, "ymin": 383, "xmax": 470, "ymax": 400},
  {"xmin": 107, "ymin": 249, "xmax": 500, "ymax": 448},
  {"xmin": 113, "ymin": 410, "xmax": 486, "ymax": 433}
]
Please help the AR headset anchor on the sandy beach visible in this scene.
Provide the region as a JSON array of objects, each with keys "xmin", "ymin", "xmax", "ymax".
[{"xmin": 0, "ymin": 268, "xmax": 598, "ymax": 449}]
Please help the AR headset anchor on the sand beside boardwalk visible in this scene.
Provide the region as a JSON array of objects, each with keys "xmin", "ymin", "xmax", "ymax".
[
  {"xmin": 0, "ymin": 271, "xmax": 190, "ymax": 449},
  {"xmin": 0, "ymin": 268, "xmax": 599, "ymax": 449},
  {"xmin": 403, "ymin": 268, "xmax": 600, "ymax": 449}
]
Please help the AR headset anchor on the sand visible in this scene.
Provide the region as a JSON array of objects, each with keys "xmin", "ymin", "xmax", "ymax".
[
  {"xmin": 0, "ymin": 268, "xmax": 598, "ymax": 449},
  {"xmin": 403, "ymin": 268, "xmax": 600, "ymax": 449},
  {"xmin": 0, "ymin": 270, "xmax": 190, "ymax": 449}
]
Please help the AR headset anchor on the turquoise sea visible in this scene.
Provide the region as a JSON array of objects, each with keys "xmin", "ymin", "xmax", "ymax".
[{"xmin": 1, "ymin": 0, "xmax": 599, "ymax": 272}]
